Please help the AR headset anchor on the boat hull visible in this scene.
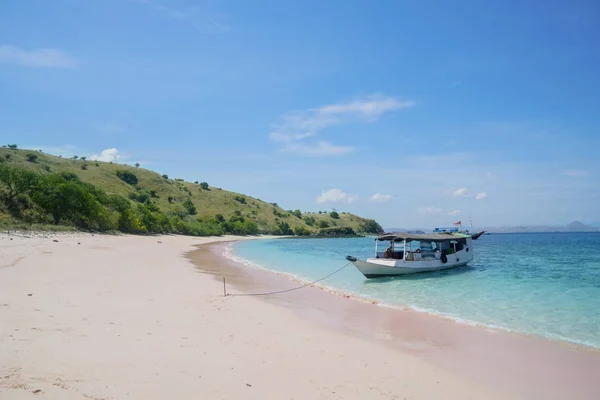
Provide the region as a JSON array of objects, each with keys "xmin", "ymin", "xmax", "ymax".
[{"xmin": 350, "ymin": 254, "xmax": 472, "ymax": 278}]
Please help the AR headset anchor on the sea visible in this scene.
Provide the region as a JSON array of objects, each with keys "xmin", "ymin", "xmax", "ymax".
[{"xmin": 230, "ymin": 233, "xmax": 600, "ymax": 349}]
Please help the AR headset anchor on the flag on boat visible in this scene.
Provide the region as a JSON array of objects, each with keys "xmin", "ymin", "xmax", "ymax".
[{"xmin": 453, "ymin": 221, "xmax": 462, "ymax": 225}]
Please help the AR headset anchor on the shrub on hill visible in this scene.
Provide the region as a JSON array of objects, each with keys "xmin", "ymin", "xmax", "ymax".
[
  {"xmin": 26, "ymin": 153, "xmax": 38, "ymax": 163},
  {"xmin": 330, "ymin": 211, "xmax": 340, "ymax": 219},
  {"xmin": 200, "ymin": 182, "xmax": 209, "ymax": 190}
]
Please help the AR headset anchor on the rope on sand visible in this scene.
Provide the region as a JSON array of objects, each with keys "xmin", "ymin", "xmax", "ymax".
[{"xmin": 224, "ymin": 262, "xmax": 352, "ymax": 297}]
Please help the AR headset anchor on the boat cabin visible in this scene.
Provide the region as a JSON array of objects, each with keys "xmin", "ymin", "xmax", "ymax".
[{"xmin": 374, "ymin": 232, "xmax": 470, "ymax": 262}]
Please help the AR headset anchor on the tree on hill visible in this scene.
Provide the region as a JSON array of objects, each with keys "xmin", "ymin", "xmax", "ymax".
[
  {"xmin": 135, "ymin": 162, "xmax": 140, "ymax": 168},
  {"xmin": 200, "ymin": 182, "xmax": 209, "ymax": 190},
  {"xmin": 116, "ymin": 170, "xmax": 138, "ymax": 186},
  {"xmin": 316, "ymin": 220, "xmax": 330, "ymax": 229},
  {"xmin": 0, "ymin": 165, "xmax": 38, "ymax": 204},
  {"xmin": 330, "ymin": 211, "xmax": 340, "ymax": 219},
  {"xmin": 361, "ymin": 219, "xmax": 384, "ymax": 234},
  {"xmin": 80, "ymin": 156, "xmax": 87, "ymax": 161},
  {"xmin": 26, "ymin": 153, "xmax": 38, "ymax": 163},
  {"xmin": 7, "ymin": 144, "xmax": 17, "ymax": 150},
  {"xmin": 292, "ymin": 209, "xmax": 302, "ymax": 218},
  {"xmin": 162, "ymin": 174, "xmax": 169, "ymax": 180}
]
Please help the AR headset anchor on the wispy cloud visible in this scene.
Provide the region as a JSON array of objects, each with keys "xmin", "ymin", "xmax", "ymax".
[
  {"xmin": 448, "ymin": 209, "xmax": 461, "ymax": 216},
  {"xmin": 270, "ymin": 93, "xmax": 414, "ymax": 156},
  {"xmin": 279, "ymin": 141, "xmax": 354, "ymax": 156},
  {"xmin": 316, "ymin": 188, "xmax": 358, "ymax": 204},
  {"xmin": 370, "ymin": 193, "xmax": 392, "ymax": 203},
  {"xmin": 452, "ymin": 187, "xmax": 470, "ymax": 197},
  {"xmin": 0, "ymin": 45, "xmax": 78, "ymax": 68},
  {"xmin": 561, "ymin": 169, "xmax": 590, "ymax": 178},
  {"xmin": 129, "ymin": 0, "xmax": 230, "ymax": 33},
  {"xmin": 475, "ymin": 192, "xmax": 488, "ymax": 200},
  {"xmin": 418, "ymin": 206, "xmax": 442, "ymax": 215}
]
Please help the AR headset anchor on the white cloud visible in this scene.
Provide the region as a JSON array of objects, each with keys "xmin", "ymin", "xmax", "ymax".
[
  {"xmin": 561, "ymin": 169, "xmax": 590, "ymax": 178},
  {"xmin": 448, "ymin": 210, "xmax": 461, "ymax": 216},
  {"xmin": 270, "ymin": 93, "xmax": 414, "ymax": 155},
  {"xmin": 0, "ymin": 45, "xmax": 78, "ymax": 68},
  {"xmin": 475, "ymin": 192, "xmax": 488, "ymax": 200},
  {"xmin": 452, "ymin": 187, "xmax": 470, "ymax": 197},
  {"xmin": 90, "ymin": 148, "xmax": 121, "ymax": 162},
  {"xmin": 279, "ymin": 141, "xmax": 354, "ymax": 156},
  {"xmin": 370, "ymin": 193, "xmax": 392, "ymax": 203},
  {"xmin": 316, "ymin": 189, "xmax": 358, "ymax": 204},
  {"xmin": 418, "ymin": 206, "xmax": 442, "ymax": 215}
]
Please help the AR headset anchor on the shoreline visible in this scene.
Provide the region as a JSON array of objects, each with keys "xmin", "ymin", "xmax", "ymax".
[
  {"xmin": 193, "ymin": 240, "xmax": 600, "ymax": 399},
  {"xmin": 222, "ymin": 240, "xmax": 600, "ymax": 350}
]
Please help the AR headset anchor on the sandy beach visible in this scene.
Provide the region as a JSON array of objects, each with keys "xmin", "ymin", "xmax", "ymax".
[{"xmin": 1, "ymin": 233, "xmax": 599, "ymax": 399}]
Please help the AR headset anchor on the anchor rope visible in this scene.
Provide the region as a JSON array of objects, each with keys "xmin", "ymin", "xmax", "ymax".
[{"xmin": 225, "ymin": 261, "xmax": 353, "ymax": 297}]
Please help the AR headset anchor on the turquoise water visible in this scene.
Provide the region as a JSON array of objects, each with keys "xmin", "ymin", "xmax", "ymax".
[{"xmin": 232, "ymin": 233, "xmax": 600, "ymax": 348}]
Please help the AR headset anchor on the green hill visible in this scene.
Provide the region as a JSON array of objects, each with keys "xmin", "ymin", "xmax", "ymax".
[{"xmin": 0, "ymin": 146, "xmax": 383, "ymax": 236}]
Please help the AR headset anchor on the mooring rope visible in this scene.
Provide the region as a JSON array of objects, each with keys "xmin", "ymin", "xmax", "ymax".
[{"xmin": 225, "ymin": 261, "xmax": 352, "ymax": 297}]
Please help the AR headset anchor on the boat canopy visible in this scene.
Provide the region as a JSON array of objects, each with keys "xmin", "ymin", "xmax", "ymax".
[{"xmin": 376, "ymin": 232, "xmax": 470, "ymax": 242}]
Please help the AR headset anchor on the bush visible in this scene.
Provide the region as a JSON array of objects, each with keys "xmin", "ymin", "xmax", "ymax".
[
  {"xmin": 234, "ymin": 196, "xmax": 246, "ymax": 204},
  {"xmin": 162, "ymin": 174, "xmax": 169, "ymax": 180},
  {"xmin": 304, "ymin": 216, "xmax": 316, "ymax": 226},
  {"xmin": 116, "ymin": 170, "xmax": 138, "ymax": 185},
  {"xmin": 276, "ymin": 221, "xmax": 293, "ymax": 235},
  {"xmin": 330, "ymin": 211, "xmax": 340, "ymax": 219},
  {"xmin": 316, "ymin": 220, "xmax": 330, "ymax": 229},
  {"xmin": 292, "ymin": 209, "xmax": 302, "ymax": 218},
  {"xmin": 43, "ymin": 165, "xmax": 51, "ymax": 172},
  {"xmin": 81, "ymin": 164, "xmax": 88, "ymax": 170},
  {"xmin": 4, "ymin": 154, "xmax": 11, "ymax": 160},
  {"xmin": 7, "ymin": 144, "xmax": 17, "ymax": 150},
  {"xmin": 167, "ymin": 196, "xmax": 174, "ymax": 204},
  {"xmin": 26, "ymin": 153, "xmax": 38, "ymax": 163},
  {"xmin": 200, "ymin": 182, "xmax": 209, "ymax": 190},
  {"xmin": 149, "ymin": 190, "xmax": 158, "ymax": 198},
  {"xmin": 294, "ymin": 226, "xmax": 310, "ymax": 236},
  {"xmin": 183, "ymin": 198, "xmax": 197, "ymax": 215}
]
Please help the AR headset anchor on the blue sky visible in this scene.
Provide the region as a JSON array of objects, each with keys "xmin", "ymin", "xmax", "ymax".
[{"xmin": 1, "ymin": 0, "xmax": 599, "ymax": 228}]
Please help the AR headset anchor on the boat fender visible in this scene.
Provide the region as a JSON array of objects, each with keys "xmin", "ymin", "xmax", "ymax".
[
  {"xmin": 346, "ymin": 255, "xmax": 358, "ymax": 262},
  {"xmin": 440, "ymin": 253, "xmax": 448, "ymax": 264}
]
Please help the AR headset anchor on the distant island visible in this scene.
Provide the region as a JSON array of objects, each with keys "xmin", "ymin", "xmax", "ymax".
[
  {"xmin": 0, "ymin": 146, "xmax": 383, "ymax": 237},
  {"xmin": 385, "ymin": 221, "xmax": 599, "ymax": 235}
]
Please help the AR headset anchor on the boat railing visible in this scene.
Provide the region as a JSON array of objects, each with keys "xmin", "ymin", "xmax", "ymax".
[{"xmin": 376, "ymin": 250, "xmax": 441, "ymax": 261}]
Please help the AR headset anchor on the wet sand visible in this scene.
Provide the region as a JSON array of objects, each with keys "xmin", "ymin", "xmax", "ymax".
[{"xmin": 192, "ymin": 241, "xmax": 600, "ymax": 400}]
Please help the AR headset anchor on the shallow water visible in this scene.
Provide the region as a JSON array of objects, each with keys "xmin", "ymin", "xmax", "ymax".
[{"xmin": 232, "ymin": 233, "xmax": 600, "ymax": 348}]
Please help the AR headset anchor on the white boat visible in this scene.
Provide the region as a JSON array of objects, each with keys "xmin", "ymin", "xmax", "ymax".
[{"xmin": 346, "ymin": 232, "xmax": 474, "ymax": 278}]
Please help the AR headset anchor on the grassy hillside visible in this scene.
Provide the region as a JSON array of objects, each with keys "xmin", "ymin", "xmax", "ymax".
[{"xmin": 0, "ymin": 147, "xmax": 383, "ymax": 236}]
